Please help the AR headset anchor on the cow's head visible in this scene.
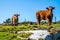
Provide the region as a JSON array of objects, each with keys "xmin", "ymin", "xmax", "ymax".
[
  {"xmin": 14, "ymin": 14, "xmax": 20, "ymax": 17},
  {"xmin": 46, "ymin": 6, "xmax": 55, "ymax": 10}
]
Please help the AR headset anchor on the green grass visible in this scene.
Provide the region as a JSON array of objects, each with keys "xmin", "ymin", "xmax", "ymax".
[
  {"xmin": 0, "ymin": 32, "xmax": 32, "ymax": 40},
  {"xmin": 0, "ymin": 23, "xmax": 60, "ymax": 32},
  {"xmin": 0, "ymin": 23, "xmax": 60, "ymax": 40},
  {"xmin": 0, "ymin": 32, "xmax": 18, "ymax": 40},
  {"xmin": 0, "ymin": 24, "xmax": 35, "ymax": 32},
  {"xmin": 18, "ymin": 32, "xmax": 32, "ymax": 38},
  {"xmin": 39, "ymin": 38, "xmax": 44, "ymax": 40}
]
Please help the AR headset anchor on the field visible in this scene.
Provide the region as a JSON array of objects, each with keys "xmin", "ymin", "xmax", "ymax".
[{"xmin": 0, "ymin": 22, "xmax": 60, "ymax": 40}]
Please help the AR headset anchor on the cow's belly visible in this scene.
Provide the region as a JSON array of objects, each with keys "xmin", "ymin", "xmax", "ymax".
[{"xmin": 42, "ymin": 16, "xmax": 46, "ymax": 20}]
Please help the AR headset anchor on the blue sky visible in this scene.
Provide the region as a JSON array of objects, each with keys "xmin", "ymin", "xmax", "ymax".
[{"xmin": 0, "ymin": 0, "xmax": 60, "ymax": 23}]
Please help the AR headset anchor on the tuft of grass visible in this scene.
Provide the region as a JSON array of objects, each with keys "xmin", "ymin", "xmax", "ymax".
[
  {"xmin": 18, "ymin": 32, "xmax": 32, "ymax": 38},
  {"xmin": 0, "ymin": 32, "xmax": 17, "ymax": 40},
  {"xmin": 39, "ymin": 38, "xmax": 44, "ymax": 40}
]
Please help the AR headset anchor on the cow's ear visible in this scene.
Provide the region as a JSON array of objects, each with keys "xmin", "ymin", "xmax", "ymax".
[
  {"xmin": 52, "ymin": 7, "xmax": 55, "ymax": 9},
  {"xmin": 18, "ymin": 14, "xmax": 20, "ymax": 16},
  {"xmin": 46, "ymin": 7, "xmax": 48, "ymax": 9},
  {"xmin": 19, "ymin": 14, "xmax": 20, "ymax": 16}
]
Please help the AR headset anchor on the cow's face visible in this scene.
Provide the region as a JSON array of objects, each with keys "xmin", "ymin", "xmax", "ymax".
[{"xmin": 46, "ymin": 6, "xmax": 55, "ymax": 10}]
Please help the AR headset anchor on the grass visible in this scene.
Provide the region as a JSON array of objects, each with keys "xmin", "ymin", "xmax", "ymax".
[
  {"xmin": 0, "ymin": 32, "xmax": 32, "ymax": 40},
  {"xmin": 18, "ymin": 32, "xmax": 32, "ymax": 38},
  {"xmin": 0, "ymin": 24, "xmax": 35, "ymax": 32},
  {"xmin": 0, "ymin": 32, "xmax": 17, "ymax": 40},
  {"xmin": 0, "ymin": 23, "xmax": 60, "ymax": 40},
  {"xmin": 0, "ymin": 23, "xmax": 60, "ymax": 32},
  {"xmin": 39, "ymin": 38, "xmax": 44, "ymax": 40}
]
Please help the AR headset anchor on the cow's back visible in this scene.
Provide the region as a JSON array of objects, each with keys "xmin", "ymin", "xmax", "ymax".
[{"xmin": 36, "ymin": 10, "xmax": 52, "ymax": 20}]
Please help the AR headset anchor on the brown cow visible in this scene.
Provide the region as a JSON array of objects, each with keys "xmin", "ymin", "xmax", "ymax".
[
  {"xmin": 36, "ymin": 6, "xmax": 55, "ymax": 27},
  {"xmin": 12, "ymin": 14, "xmax": 20, "ymax": 26}
]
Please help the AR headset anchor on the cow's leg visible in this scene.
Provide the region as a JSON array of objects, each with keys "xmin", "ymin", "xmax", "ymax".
[
  {"xmin": 48, "ymin": 18, "xmax": 53, "ymax": 28},
  {"xmin": 47, "ymin": 18, "xmax": 53, "ymax": 31},
  {"xmin": 46, "ymin": 17, "xmax": 52, "ymax": 29},
  {"xmin": 14, "ymin": 24, "xmax": 15, "ymax": 26},
  {"xmin": 16, "ymin": 22, "xmax": 18, "ymax": 26},
  {"xmin": 13, "ymin": 23, "xmax": 15, "ymax": 26},
  {"xmin": 13, "ymin": 21, "xmax": 16, "ymax": 26},
  {"xmin": 49, "ymin": 18, "xmax": 52, "ymax": 25},
  {"xmin": 36, "ymin": 16, "xmax": 41, "ymax": 28},
  {"xmin": 16, "ymin": 20, "xmax": 18, "ymax": 26},
  {"xmin": 48, "ymin": 19, "xmax": 51, "ymax": 26},
  {"xmin": 47, "ymin": 16, "xmax": 52, "ymax": 25},
  {"xmin": 46, "ymin": 17, "xmax": 49, "ymax": 25},
  {"xmin": 12, "ymin": 21, "xmax": 14, "ymax": 26}
]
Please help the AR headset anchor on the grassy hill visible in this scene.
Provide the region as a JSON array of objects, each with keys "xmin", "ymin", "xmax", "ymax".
[{"xmin": 0, "ymin": 22, "xmax": 60, "ymax": 40}]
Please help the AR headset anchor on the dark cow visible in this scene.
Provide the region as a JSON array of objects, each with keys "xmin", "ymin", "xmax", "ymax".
[
  {"xmin": 12, "ymin": 14, "xmax": 20, "ymax": 26},
  {"xmin": 36, "ymin": 6, "xmax": 55, "ymax": 27}
]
